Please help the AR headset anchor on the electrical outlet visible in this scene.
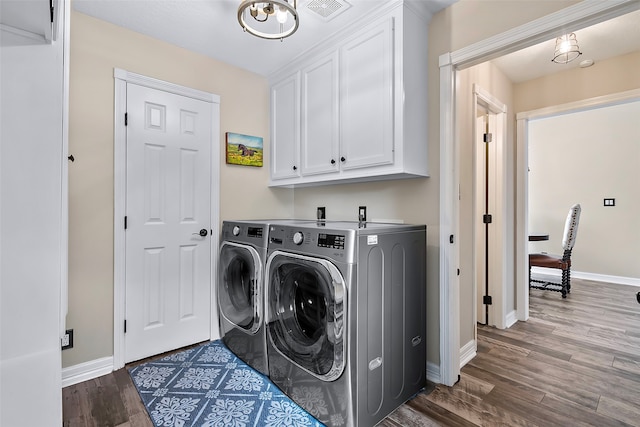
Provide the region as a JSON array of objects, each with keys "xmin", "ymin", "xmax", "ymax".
[
  {"xmin": 317, "ymin": 206, "xmax": 326, "ymax": 220},
  {"xmin": 62, "ymin": 329, "xmax": 74, "ymax": 350},
  {"xmin": 359, "ymin": 206, "xmax": 367, "ymax": 221},
  {"xmin": 604, "ymin": 198, "xmax": 615, "ymax": 207}
]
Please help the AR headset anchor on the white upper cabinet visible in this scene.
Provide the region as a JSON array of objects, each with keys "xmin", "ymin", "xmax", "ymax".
[
  {"xmin": 271, "ymin": 72, "xmax": 301, "ymax": 180},
  {"xmin": 301, "ymin": 51, "xmax": 340, "ymax": 176},
  {"xmin": 340, "ymin": 17, "xmax": 394, "ymax": 172},
  {"xmin": 269, "ymin": 1, "xmax": 430, "ymax": 187}
]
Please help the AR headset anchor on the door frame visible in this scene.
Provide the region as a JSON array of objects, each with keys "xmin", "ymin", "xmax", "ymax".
[
  {"xmin": 112, "ymin": 69, "xmax": 221, "ymax": 370},
  {"xmin": 472, "ymin": 85, "xmax": 508, "ymax": 331},
  {"xmin": 438, "ymin": 0, "xmax": 640, "ymax": 386}
]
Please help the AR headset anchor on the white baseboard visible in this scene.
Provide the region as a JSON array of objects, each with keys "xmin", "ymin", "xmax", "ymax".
[
  {"xmin": 531, "ymin": 267, "xmax": 640, "ymax": 287},
  {"xmin": 459, "ymin": 339, "xmax": 476, "ymax": 368},
  {"xmin": 62, "ymin": 356, "xmax": 114, "ymax": 388},
  {"xmin": 426, "ymin": 360, "xmax": 440, "ymax": 384},
  {"xmin": 505, "ymin": 310, "xmax": 518, "ymax": 328}
]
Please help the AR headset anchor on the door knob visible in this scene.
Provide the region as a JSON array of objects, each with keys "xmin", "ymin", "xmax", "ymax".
[{"xmin": 193, "ymin": 229, "xmax": 208, "ymax": 237}]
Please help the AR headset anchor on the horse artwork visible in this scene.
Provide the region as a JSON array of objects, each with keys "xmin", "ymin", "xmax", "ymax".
[{"xmin": 225, "ymin": 132, "xmax": 263, "ymax": 167}]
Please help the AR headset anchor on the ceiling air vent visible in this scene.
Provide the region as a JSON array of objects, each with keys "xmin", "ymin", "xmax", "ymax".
[{"xmin": 306, "ymin": 0, "xmax": 351, "ymax": 21}]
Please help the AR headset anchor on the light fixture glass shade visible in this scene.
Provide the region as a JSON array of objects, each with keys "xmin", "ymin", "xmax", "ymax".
[
  {"xmin": 552, "ymin": 33, "xmax": 582, "ymax": 64},
  {"xmin": 238, "ymin": 0, "xmax": 299, "ymax": 40}
]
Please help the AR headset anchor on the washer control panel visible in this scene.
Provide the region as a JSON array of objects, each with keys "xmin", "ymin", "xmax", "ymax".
[
  {"xmin": 293, "ymin": 231, "xmax": 304, "ymax": 245},
  {"xmin": 317, "ymin": 233, "xmax": 345, "ymax": 250}
]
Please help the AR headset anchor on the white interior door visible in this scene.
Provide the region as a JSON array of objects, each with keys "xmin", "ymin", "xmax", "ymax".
[
  {"xmin": 125, "ymin": 82, "xmax": 212, "ymax": 363},
  {"xmin": 473, "ymin": 84, "xmax": 508, "ymax": 331}
]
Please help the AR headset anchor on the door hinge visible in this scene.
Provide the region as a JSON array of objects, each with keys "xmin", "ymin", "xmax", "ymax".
[
  {"xmin": 483, "ymin": 295, "xmax": 493, "ymax": 305},
  {"xmin": 457, "ymin": 268, "xmax": 460, "ymax": 276},
  {"xmin": 49, "ymin": 0, "xmax": 54, "ymax": 23},
  {"xmin": 483, "ymin": 133, "xmax": 493, "ymax": 143},
  {"xmin": 125, "ymin": 112, "xmax": 128, "ymax": 126},
  {"xmin": 124, "ymin": 216, "xmax": 128, "ymax": 230},
  {"xmin": 124, "ymin": 320, "xmax": 127, "ymax": 333},
  {"xmin": 449, "ymin": 234, "xmax": 454, "ymax": 244},
  {"xmin": 483, "ymin": 214, "xmax": 493, "ymax": 224}
]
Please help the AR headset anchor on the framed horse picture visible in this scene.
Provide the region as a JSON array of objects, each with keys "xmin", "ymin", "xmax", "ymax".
[{"xmin": 225, "ymin": 132, "xmax": 263, "ymax": 167}]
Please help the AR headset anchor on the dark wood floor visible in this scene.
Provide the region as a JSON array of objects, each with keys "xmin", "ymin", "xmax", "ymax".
[{"xmin": 63, "ymin": 278, "xmax": 640, "ymax": 426}]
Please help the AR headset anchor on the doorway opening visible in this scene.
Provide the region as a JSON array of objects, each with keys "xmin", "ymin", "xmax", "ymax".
[{"xmin": 438, "ymin": 1, "xmax": 640, "ymax": 387}]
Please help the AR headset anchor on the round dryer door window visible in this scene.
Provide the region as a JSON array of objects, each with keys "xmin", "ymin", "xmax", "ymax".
[
  {"xmin": 219, "ymin": 242, "xmax": 262, "ymax": 334},
  {"xmin": 266, "ymin": 251, "xmax": 346, "ymax": 381}
]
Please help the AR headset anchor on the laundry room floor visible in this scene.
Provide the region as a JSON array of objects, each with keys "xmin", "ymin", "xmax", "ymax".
[{"xmin": 63, "ymin": 278, "xmax": 640, "ymax": 426}]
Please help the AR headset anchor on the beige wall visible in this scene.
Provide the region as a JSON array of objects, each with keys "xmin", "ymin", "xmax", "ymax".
[
  {"xmin": 515, "ymin": 51, "xmax": 640, "ymax": 112},
  {"xmin": 434, "ymin": 0, "xmax": 577, "ymax": 54},
  {"xmin": 64, "ymin": 10, "xmax": 292, "ymax": 367},
  {"xmin": 528, "ymin": 100, "xmax": 640, "ymax": 278}
]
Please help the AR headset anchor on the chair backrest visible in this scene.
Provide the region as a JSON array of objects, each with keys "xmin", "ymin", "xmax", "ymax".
[{"xmin": 562, "ymin": 204, "xmax": 581, "ymax": 251}]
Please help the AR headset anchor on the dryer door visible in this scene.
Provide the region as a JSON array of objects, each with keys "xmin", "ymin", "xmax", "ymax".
[
  {"xmin": 218, "ymin": 242, "xmax": 262, "ymax": 334},
  {"xmin": 266, "ymin": 251, "xmax": 346, "ymax": 381}
]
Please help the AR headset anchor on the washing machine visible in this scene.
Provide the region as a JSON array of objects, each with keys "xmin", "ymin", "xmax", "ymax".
[
  {"xmin": 218, "ymin": 220, "xmax": 272, "ymax": 375},
  {"xmin": 264, "ymin": 221, "xmax": 427, "ymax": 427}
]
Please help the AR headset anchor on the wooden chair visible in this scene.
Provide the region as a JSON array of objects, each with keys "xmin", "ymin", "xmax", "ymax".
[{"xmin": 529, "ymin": 204, "xmax": 581, "ymax": 298}]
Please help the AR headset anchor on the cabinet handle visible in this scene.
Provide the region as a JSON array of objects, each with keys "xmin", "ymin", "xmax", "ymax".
[
  {"xmin": 293, "ymin": 165, "xmax": 297, "ymax": 171},
  {"xmin": 340, "ymin": 156, "xmax": 346, "ymax": 162},
  {"xmin": 330, "ymin": 159, "xmax": 336, "ymax": 165}
]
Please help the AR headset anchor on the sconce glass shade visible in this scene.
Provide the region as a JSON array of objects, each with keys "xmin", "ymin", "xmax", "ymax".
[
  {"xmin": 238, "ymin": 0, "xmax": 299, "ymax": 40},
  {"xmin": 552, "ymin": 33, "xmax": 582, "ymax": 64}
]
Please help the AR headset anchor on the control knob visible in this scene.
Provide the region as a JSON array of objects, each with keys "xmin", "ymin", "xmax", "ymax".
[
  {"xmin": 292, "ymin": 231, "xmax": 304, "ymax": 245},
  {"xmin": 232, "ymin": 225, "xmax": 241, "ymax": 236}
]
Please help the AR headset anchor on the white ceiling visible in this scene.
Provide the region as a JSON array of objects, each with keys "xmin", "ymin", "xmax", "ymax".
[
  {"xmin": 72, "ymin": 0, "xmax": 640, "ymax": 81},
  {"xmin": 72, "ymin": 0, "xmax": 456, "ymax": 77}
]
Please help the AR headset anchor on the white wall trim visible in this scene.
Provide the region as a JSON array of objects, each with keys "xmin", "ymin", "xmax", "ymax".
[
  {"xmin": 113, "ymin": 69, "xmax": 219, "ymax": 103},
  {"xmin": 517, "ymin": 88, "xmax": 640, "ymax": 120},
  {"xmin": 438, "ymin": 53, "xmax": 460, "ymax": 387},
  {"xmin": 516, "ymin": 118, "xmax": 530, "ymax": 322},
  {"xmin": 60, "ymin": 0, "xmax": 70, "ymax": 337},
  {"xmin": 505, "ymin": 310, "xmax": 518, "ymax": 328},
  {"xmin": 61, "ymin": 356, "xmax": 114, "ymax": 388},
  {"xmin": 459, "ymin": 339, "xmax": 476, "ymax": 369},
  {"xmin": 112, "ymin": 69, "xmax": 221, "ymax": 370},
  {"xmin": 426, "ymin": 361, "xmax": 441, "ymax": 384},
  {"xmin": 438, "ymin": 0, "xmax": 640, "ymax": 387}
]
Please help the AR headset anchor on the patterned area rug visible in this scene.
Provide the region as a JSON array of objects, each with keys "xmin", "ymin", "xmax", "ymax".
[{"xmin": 129, "ymin": 340, "xmax": 324, "ymax": 427}]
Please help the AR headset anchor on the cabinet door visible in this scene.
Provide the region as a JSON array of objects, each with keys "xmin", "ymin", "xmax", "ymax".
[
  {"xmin": 271, "ymin": 72, "xmax": 300, "ymax": 180},
  {"xmin": 301, "ymin": 52, "xmax": 339, "ymax": 176},
  {"xmin": 340, "ymin": 17, "xmax": 394, "ymax": 170}
]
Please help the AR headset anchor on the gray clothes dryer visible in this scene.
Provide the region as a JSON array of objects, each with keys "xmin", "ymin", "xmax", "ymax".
[
  {"xmin": 265, "ymin": 221, "xmax": 427, "ymax": 426},
  {"xmin": 218, "ymin": 220, "xmax": 271, "ymax": 375}
]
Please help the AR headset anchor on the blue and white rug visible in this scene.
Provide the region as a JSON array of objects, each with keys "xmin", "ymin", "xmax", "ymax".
[{"xmin": 129, "ymin": 340, "xmax": 324, "ymax": 427}]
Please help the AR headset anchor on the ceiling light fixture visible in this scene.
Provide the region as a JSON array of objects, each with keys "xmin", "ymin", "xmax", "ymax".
[
  {"xmin": 552, "ymin": 33, "xmax": 582, "ymax": 64},
  {"xmin": 238, "ymin": 1, "xmax": 299, "ymax": 41}
]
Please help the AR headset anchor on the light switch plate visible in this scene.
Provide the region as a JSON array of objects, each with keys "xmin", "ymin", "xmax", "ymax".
[{"xmin": 604, "ymin": 198, "xmax": 615, "ymax": 207}]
